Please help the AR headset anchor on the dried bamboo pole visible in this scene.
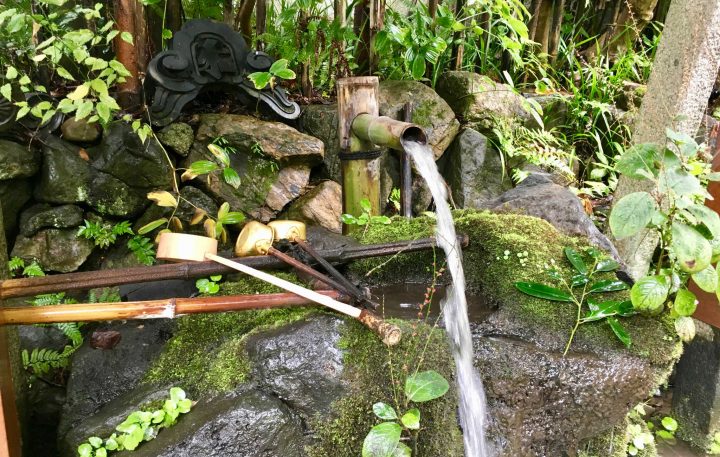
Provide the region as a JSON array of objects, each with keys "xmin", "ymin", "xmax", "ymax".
[
  {"xmin": 0, "ymin": 291, "xmax": 346, "ymax": 326},
  {"xmin": 0, "ymin": 235, "xmax": 468, "ymax": 300}
]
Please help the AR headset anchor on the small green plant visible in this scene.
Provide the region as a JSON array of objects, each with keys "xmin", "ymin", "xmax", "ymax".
[
  {"xmin": 181, "ymin": 138, "xmax": 242, "ymax": 189},
  {"xmin": 647, "ymin": 416, "xmax": 678, "ymax": 445},
  {"xmin": 247, "ymin": 58, "xmax": 296, "ymax": 90},
  {"xmin": 196, "ymin": 275, "xmax": 222, "ymax": 295},
  {"xmin": 77, "ymin": 220, "xmax": 133, "ymax": 248},
  {"xmin": 77, "ymin": 387, "xmax": 192, "ymax": 456},
  {"xmin": 363, "ymin": 370, "xmax": 449, "ymax": 456},
  {"xmin": 341, "ymin": 198, "xmax": 392, "ymax": 238},
  {"xmin": 8, "ymin": 256, "xmax": 45, "ymax": 278},
  {"xmin": 515, "ymin": 246, "xmax": 631, "ymax": 355},
  {"xmin": 250, "ymin": 142, "xmax": 279, "ymax": 173},
  {"xmin": 127, "ymin": 235, "xmax": 156, "ymax": 266},
  {"xmin": 609, "ymin": 129, "xmax": 720, "ymax": 341},
  {"xmin": 709, "ymin": 431, "xmax": 720, "ymax": 454},
  {"xmin": 388, "ymin": 188, "xmax": 401, "ymax": 212}
]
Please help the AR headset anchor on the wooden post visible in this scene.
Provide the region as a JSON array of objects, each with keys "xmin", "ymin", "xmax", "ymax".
[
  {"xmin": 255, "ymin": 0, "xmax": 267, "ymax": 50},
  {"xmin": 337, "ymin": 77, "xmax": 382, "ymax": 229},
  {"xmin": 0, "ymin": 204, "xmax": 22, "ymax": 457},
  {"xmin": 114, "ymin": 0, "xmax": 148, "ymax": 109}
]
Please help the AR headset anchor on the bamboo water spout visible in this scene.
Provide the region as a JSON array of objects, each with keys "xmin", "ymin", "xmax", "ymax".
[{"xmin": 350, "ymin": 113, "xmax": 426, "ymax": 151}]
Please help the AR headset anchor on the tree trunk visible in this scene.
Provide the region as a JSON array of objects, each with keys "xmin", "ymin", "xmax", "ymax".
[
  {"xmin": 223, "ymin": 0, "xmax": 234, "ymax": 25},
  {"xmin": 527, "ymin": 0, "xmax": 543, "ymax": 46},
  {"xmin": 547, "ymin": 0, "xmax": 566, "ymax": 59},
  {"xmin": 534, "ymin": 0, "xmax": 553, "ymax": 55},
  {"xmin": 255, "ymin": 0, "xmax": 267, "ymax": 49},
  {"xmin": 450, "ymin": 0, "xmax": 466, "ymax": 70},
  {"xmin": 114, "ymin": 0, "xmax": 147, "ymax": 109},
  {"xmin": 428, "ymin": 0, "xmax": 438, "ymax": 19},
  {"xmin": 609, "ymin": 0, "xmax": 720, "ymax": 279},
  {"xmin": 354, "ymin": 0, "xmax": 372, "ymax": 75},
  {"xmin": 235, "ymin": 0, "xmax": 256, "ymax": 43},
  {"xmin": 604, "ymin": 0, "xmax": 660, "ymax": 56},
  {"xmin": 654, "ymin": 0, "xmax": 672, "ymax": 24}
]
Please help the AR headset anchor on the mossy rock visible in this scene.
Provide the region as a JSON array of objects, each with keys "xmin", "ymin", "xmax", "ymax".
[
  {"xmin": 307, "ymin": 319, "xmax": 464, "ymax": 457},
  {"xmin": 348, "ymin": 209, "xmax": 681, "ymax": 455}
]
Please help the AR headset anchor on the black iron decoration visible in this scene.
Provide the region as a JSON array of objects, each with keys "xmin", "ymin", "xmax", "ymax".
[{"xmin": 146, "ymin": 19, "xmax": 301, "ymax": 126}]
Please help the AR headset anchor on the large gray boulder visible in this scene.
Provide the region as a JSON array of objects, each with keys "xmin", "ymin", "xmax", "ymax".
[
  {"xmin": 436, "ymin": 71, "xmax": 535, "ymax": 130},
  {"xmin": 91, "ymin": 122, "xmax": 174, "ymax": 190},
  {"xmin": 250, "ymin": 164, "xmax": 311, "ymax": 221},
  {"xmin": 195, "ymin": 114, "xmax": 324, "ymax": 166},
  {"xmin": 484, "ymin": 172, "xmax": 620, "ymax": 258},
  {"xmin": 444, "ymin": 128, "xmax": 511, "ymax": 208},
  {"xmin": 298, "ymin": 104, "xmax": 341, "ymax": 181},
  {"xmin": 156, "ymin": 122, "xmax": 194, "ymax": 157},
  {"xmin": 0, "ymin": 139, "xmax": 39, "ymax": 180},
  {"xmin": 378, "ymin": 80, "xmax": 460, "ymax": 160},
  {"xmin": 11, "ymin": 228, "xmax": 94, "ymax": 272},
  {"xmin": 34, "ymin": 136, "xmax": 92, "ymax": 204},
  {"xmin": 86, "ymin": 171, "xmax": 148, "ymax": 218}
]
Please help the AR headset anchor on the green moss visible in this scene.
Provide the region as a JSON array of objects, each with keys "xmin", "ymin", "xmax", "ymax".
[
  {"xmin": 411, "ymin": 98, "xmax": 439, "ymax": 128},
  {"xmin": 350, "ymin": 210, "xmax": 680, "ymax": 366},
  {"xmin": 307, "ymin": 319, "xmax": 464, "ymax": 457},
  {"xmin": 143, "ymin": 272, "xmax": 318, "ymax": 395},
  {"xmin": 579, "ymin": 410, "xmax": 657, "ymax": 457}
]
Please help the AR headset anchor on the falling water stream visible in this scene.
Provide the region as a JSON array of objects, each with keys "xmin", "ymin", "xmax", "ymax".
[{"xmin": 401, "ymin": 139, "xmax": 492, "ymax": 457}]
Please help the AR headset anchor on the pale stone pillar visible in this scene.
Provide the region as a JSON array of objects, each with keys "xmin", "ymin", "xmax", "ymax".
[{"xmin": 611, "ymin": 0, "xmax": 720, "ymax": 279}]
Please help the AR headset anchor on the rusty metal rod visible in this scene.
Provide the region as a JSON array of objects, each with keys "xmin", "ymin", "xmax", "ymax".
[
  {"xmin": 266, "ymin": 247, "xmax": 352, "ymax": 295},
  {"xmin": 0, "ymin": 235, "xmax": 468, "ymax": 300},
  {"xmin": 0, "ymin": 291, "xmax": 346, "ymax": 325}
]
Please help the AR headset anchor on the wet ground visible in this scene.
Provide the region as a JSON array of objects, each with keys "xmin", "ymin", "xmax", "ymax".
[{"xmin": 658, "ymin": 442, "xmax": 708, "ymax": 457}]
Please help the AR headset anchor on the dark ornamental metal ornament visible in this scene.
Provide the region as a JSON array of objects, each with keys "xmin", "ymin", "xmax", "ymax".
[{"xmin": 146, "ymin": 19, "xmax": 301, "ymax": 126}]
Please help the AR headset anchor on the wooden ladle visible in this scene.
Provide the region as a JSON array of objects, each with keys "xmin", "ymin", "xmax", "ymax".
[{"xmin": 157, "ymin": 231, "xmax": 401, "ymax": 345}]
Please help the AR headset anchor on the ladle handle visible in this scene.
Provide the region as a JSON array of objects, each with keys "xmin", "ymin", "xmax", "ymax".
[
  {"xmin": 206, "ymin": 253, "xmax": 361, "ymax": 318},
  {"xmin": 204, "ymin": 253, "xmax": 402, "ymax": 345}
]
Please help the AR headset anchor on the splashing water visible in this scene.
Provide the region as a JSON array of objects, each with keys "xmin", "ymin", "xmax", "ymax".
[{"xmin": 402, "ymin": 139, "xmax": 492, "ymax": 457}]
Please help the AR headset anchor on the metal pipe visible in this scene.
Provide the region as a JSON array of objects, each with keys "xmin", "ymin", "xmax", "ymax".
[
  {"xmin": 0, "ymin": 235, "xmax": 468, "ymax": 300},
  {"xmin": 351, "ymin": 113, "xmax": 427, "ymax": 151},
  {"xmin": 0, "ymin": 291, "xmax": 346, "ymax": 325}
]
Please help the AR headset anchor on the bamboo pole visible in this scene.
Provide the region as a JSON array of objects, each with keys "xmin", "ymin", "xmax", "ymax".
[
  {"xmin": 0, "ymin": 235, "xmax": 468, "ymax": 300},
  {"xmin": 0, "ymin": 291, "xmax": 346, "ymax": 326}
]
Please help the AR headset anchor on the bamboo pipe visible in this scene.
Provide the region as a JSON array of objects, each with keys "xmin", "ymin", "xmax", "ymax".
[
  {"xmin": 0, "ymin": 235, "xmax": 469, "ymax": 300},
  {"xmin": 0, "ymin": 291, "xmax": 346, "ymax": 326},
  {"xmin": 205, "ymin": 253, "xmax": 401, "ymax": 345},
  {"xmin": 351, "ymin": 113, "xmax": 427, "ymax": 151}
]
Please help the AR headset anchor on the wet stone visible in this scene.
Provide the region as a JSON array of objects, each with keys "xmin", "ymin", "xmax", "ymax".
[{"xmin": 19, "ymin": 203, "xmax": 84, "ymax": 237}]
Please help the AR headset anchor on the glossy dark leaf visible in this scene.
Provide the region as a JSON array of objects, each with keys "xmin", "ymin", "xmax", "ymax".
[
  {"xmin": 596, "ymin": 258, "xmax": 620, "ymax": 272},
  {"xmin": 588, "ymin": 280, "xmax": 629, "ymax": 294},
  {"xmin": 514, "ymin": 282, "xmax": 573, "ymax": 302},
  {"xmin": 607, "ymin": 317, "xmax": 631, "ymax": 348},
  {"xmin": 570, "ymin": 274, "xmax": 589, "ymax": 288},
  {"xmin": 564, "ymin": 247, "xmax": 587, "ymax": 275}
]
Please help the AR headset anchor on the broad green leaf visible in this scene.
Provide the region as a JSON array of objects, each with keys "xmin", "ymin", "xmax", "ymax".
[
  {"xmin": 675, "ymin": 316, "xmax": 696, "ymax": 342},
  {"xmin": 269, "ymin": 58, "xmax": 289, "ymax": 73},
  {"xmin": 88, "ymin": 436, "xmax": 103, "ymax": 448},
  {"xmin": 222, "ymin": 167, "xmax": 241, "ymax": 189},
  {"xmin": 630, "ymin": 275, "xmax": 670, "ymax": 314},
  {"xmin": 147, "ymin": 191, "xmax": 177, "ymax": 207},
  {"xmin": 514, "ymin": 282, "xmax": 573, "ymax": 302},
  {"xmin": 607, "ymin": 317, "xmax": 631, "ymax": 348},
  {"xmin": 411, "ymin": 54, "xmax": 425, "ymax": 80},
  {"xmin": 692, "ymin": 265, "xmax": 718, "ymax": 293},
  {"xmin": 77, "ymin": 443, "xmax": 93, "ymax": 457},
  {"xmin": 169, "ymin": 387, "xmax": 186, "ymax": 402},
  {"xmin": 104, "ymin": 437, "xmax": 118, "ymax": 450},
  {"xmin": 588, "ymin": 279, "xmax": 628, "ymax": 294},
  {"xmin": 90, "ymin": 78, "xmax": 109, "ymax": 95},
  {"xmin": 96, "ymin": 448, "xmax": 107, "ymax": 457},
  {"xmin": 582, "ymin": 300, "xmax": 626, "ymax": 323},
  {"xmin": 661, "ymin": 416, "xmax": 678, "ymax": 432},
  {"xmin": 393, "ymin": 443, "xmax": 412, "ymax": 457},
  {"xmin": 401, "ymin": 408, "xmax": 420, "ymax": 430},
  {"xmin": 672, "ymin": 222, "xmax": 712, "ymax": 273},
  {"xmin": 362, "ymin": 422, "xmax": 403, "ymax": 457},
  {"xmin": 687, "ymin": 204, "xmax": 720, "ymax": 239},
  {"xmin": 615, "ymin": 143, "xmax": 660, "ymax": 179},
  {"xmin": 120, "ymin": 31, "xmax": 134, "ymax": 44},
  {"xmin": 75, "ymin": 100, "xmax": 93, "ymax": 120},
  {"xmin": 405, "ymin": 370, "xmax": 450, "ymax": 403},
  {"xmin": 596, "ymin": 258, "xmax": 620, "ymax": 272},
  {"xmin": 248, "ymin": 72, "xmax": 272, "ymax": 90},
  {"xmin": 218, "ymin": 202, "xmax": 229, "ymax": 220},
  {"xmin": 67, "ymin": 84, "xmax": 89, "ymax": 101},
  {"xmin": 177, "ymin": 398, "xmax": 192, "ymax": 413},
  {"xmin": 0, "ymin": 84, "xmax": 11, "ymax": 101},
  {"xmin": 5, "ymin": 66, "xmax": 18, "ymax": 80},
  {"xmin": 673, "ymin": 288, "xmax": 697, "ymax": 317},
  {"xmin": 274, "ymin": 68, "xmax": 296, "ymax": 80},
  {"xmin": 221, "ymin": 212, "xmax": 245, "ymax": 225},
  {"xmin": 182, "ymin": 160, "xmax": 219, "ymax": 181},
  {"xmin": 660, "ymin": 167, "xmax": 704, "ymax": 198},
  {"xmin": 564, "ymin": 247, "xmax": 587, "ymax": 275},
  {"xmin": 207, "ymin": 143, "xmax": 230, "ymax": 167},
  {"xmin": 570, "ymin": 274, "xmax": 589, "ymax": 288},
  {"xmin": 609, "ymin": 192, "xmax": 656, "ymax": 239},
  {"xmin": 138, "ymin": 218, "xmax": 168, "ymax": 234},
  {"xmin": 96, "ymin": 102, "xmax": 111, "ymax": 124},
  {"xmin": 372, "ymin": 402, "xmax": 398, "ymax": 420}
]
